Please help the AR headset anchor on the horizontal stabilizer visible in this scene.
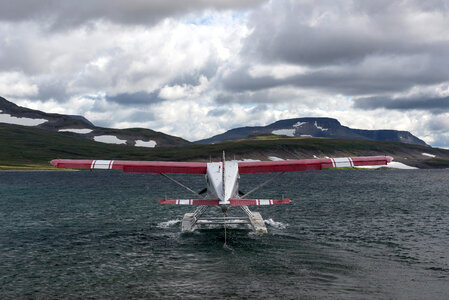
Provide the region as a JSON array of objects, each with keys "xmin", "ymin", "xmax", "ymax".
[
  {"xmin": 158, "ymin": 198, "xmax": 219, "ymax": 206},
  {"xmin": 229, "ymin": 198, "xmax": 291, "ymax": 206}
]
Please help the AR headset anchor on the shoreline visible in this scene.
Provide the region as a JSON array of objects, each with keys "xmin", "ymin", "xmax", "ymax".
[{"xmin": 0, "ymin": 165, "xmax": 76, "ymax": 171}]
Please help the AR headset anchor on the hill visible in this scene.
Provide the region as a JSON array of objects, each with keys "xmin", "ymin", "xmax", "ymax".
[
  {"xmin": 0, "ymin": 96, "xmax": 190, "ymax": 148},
  {"xmin": 1, "ymin": 124, "xmax": 448, "ymax": 170},
  {"xmin": 196, "ymin": 117, "xmax": 427, "ymax": 146}
]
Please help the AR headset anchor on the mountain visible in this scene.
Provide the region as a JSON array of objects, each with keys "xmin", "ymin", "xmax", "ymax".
[
  {"xmin": 0, "ymin": 96, "xmax": 190, "ymax": 148},
  {"xmin": 195, "ymin": 117, "xmax": 428, "ymax": 146},
  {"xmin": 4, "ymin": 96, "xmax": 447, "ymax": 170},
  {"xmin": 1, "ymin": 123, "xmax": 449, "ymax": 170}
]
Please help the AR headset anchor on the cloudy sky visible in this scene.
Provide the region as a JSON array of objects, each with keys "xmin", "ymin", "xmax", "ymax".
[{"xmin": 1, "ymin": 0, "xmax": 449, "ymax": 147}]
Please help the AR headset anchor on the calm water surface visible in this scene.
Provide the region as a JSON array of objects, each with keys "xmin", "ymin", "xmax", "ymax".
[{"xmin": 1, "ymin": 169, "xmax": 448, "ymax": 299}]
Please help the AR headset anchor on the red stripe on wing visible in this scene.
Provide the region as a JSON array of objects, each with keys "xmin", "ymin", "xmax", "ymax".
[
  {"xmin": 50, "ymin": 159, "xmax": 207, "ymax": 174},
  {"xmin": 238, "ymin": 158, "xmax": 329, "ymax": 173},
  {"xmin": 237, "ymin": 156, "xmax": 393, "ymax": 173},
  {"xmin": 120, "ymin": 161, "xmax": 207, "ymax": 174},
  {"xmin": 351, "ymin": 156, "xmax": 394, "ymax": 166},
  {"xmin": 50, "ymin": 159, "xmax": 94, "ymax": 169}
]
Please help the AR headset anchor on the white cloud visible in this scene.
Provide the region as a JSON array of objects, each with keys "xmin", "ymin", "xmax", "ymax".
[
  {"xmin": 0, "ymin": 72, "xmax": 38, "ymax": 98},
  {"xmin": 0, "ymin": 0, "xmax": 449, "ymax": 147},
  {"xmin": 248, "ymin": 64, "xmax": 309, "ymax": 79}
]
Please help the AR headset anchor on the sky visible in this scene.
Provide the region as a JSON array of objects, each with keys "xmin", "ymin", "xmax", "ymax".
[{"xmin": 1, "ymin": 0, "xmax": 449, "ymax": 147}]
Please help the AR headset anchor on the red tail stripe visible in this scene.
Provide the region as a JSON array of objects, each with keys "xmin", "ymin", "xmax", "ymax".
[{"xmin": 158, "ymin": 199, "xmax": 219, "ymax": 206}]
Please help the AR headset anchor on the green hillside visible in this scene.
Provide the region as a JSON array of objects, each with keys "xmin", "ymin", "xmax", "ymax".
[{"xmin": 1, "ymin": 123, "xmax": 449, "ymax": 170}]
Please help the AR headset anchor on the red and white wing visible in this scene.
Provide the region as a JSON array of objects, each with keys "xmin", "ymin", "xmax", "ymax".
[
  {"xmin": 50, "ymin": 159, "xmax": 207, "ymax": 174},
  {"xmin": 237, "ymin": 156, "xmax": 393, "ymax": 174},
  {"xmin": 51, "ymin": 155, "xmax": 392, "ymax": 174}
]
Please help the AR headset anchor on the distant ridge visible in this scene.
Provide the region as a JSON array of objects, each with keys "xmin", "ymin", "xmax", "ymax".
[
  {"xmin": 0, "ymin": 96, "xmax": 428, "ymax": 151},
  {"xmin": 0, "ymin": 96, "xmax": 190, "ymax": 148},
  {"xmin": 195, "ymin": 117, "xmax": 428, "ymax": 146},
  {"xmin": 1, "ymin": 96, "xmax": 449, "ymax": 169}
]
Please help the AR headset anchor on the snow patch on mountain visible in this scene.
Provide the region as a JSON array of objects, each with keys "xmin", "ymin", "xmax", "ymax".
[
  {"xmin": 135, "ymin": 140, "xmax": 157, "ymax": 148},
  {"xmin": 268, "ymin": 156, "xmax": 284, "ymax": 161},
  {"xmin": 94, "ymin": 135, "xmax": 127, "ymax": 144},
  {"xmin": 230, "ymin": 159, "xmax": 261, "ymax": 162},
  {"xmin": 272, "ymin": 129, "xmax": 295, "ymax": 136},
  {"xmin": 293, "ymin": 121, "xmax": 307, "ymax": 128},
  {"xmin": 356, "ymin": 161, "xmax": 418, "ymax": 170},
  {"xmin": 59, "ymin": 128, "xmax": 93, "ymax": 134},
  {"xmin": 0, "ymin": 110, "xmax": 47, "ymax": 126},
  {"xmin": 314, "ymin": 121, "xmax": 328, "ymax": 132},
  {"xmin": 272, "ymin": 122, "xmax": 308, "ymax": 137}
]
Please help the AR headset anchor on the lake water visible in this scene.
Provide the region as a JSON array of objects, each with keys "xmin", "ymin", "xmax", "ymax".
[{"xmin": 1, "ymin": 169, "xmax": 448, "ymax": 299}]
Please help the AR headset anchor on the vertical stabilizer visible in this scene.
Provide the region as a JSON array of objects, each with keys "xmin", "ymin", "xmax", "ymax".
[{"xmin": 222, "ymin": 151, "xmax": 226, "ymax": 199}]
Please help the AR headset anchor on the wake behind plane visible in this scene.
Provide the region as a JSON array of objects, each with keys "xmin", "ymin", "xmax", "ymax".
[{"xmin": 51, "ymin": 153, "xmax": 393, "ymax": 234}]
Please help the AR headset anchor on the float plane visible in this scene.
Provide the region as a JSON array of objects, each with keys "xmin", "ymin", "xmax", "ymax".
[{"xmin": 51, "ymin": 153, "xmax": 393, "ymax": 234}]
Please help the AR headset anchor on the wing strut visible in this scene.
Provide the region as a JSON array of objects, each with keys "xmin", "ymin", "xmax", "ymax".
[
  {"xmin": 241, "ymin": 172, "xmax": 285, "ymax": 199},
  {"xmin": 159, "ymin": 173, "xmax": 203, "ymax": 197}
]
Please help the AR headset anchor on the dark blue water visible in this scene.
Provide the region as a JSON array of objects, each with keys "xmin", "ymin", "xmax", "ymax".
[{"xmin": 1, "ymin": 169, "xmax": 448, "ymax": 299}]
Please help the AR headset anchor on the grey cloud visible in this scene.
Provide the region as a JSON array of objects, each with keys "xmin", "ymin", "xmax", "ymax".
[
  {"xmin": 354, "ymin": 95, "xmax": 449, "ymax": 113},
  {"xmin": 434, "ymin": 137, "xmax": 449, "ymax": 148},
  {"xmin": 127, "ymin": 110, "xmax": 156, "ymax": 122},
  {"xmin": 355, "ymin": 0, "xmax": 449, "ymax": 15},
  {"xmin": 250, "ymin": 104, "xmax": 269, "ymax": 113},
  {"xmin": 215, "ymin": 89, "xmax": 293, "ymax": 104},
  {"xmin": 0, "ymin": 0, "xmax": 265, "ymax": 29},
  {"xmin": 222, "ymin": 0, "xmax": 449, "ymax": 99},
  {"xmin": 424, "ymin": 116, "xmax": 449, "ymax": 147},
  {"xmin": 220, "ymin": 69, "xmax": 279, "ymax": 93},
  {"xmin": 244, "ymin": 0, "xmax": 449, "ymax": 67},
  {"xmin": 215, "ymin": 92, "xmax": 270, "ymax": 104},
  {"xmin": 221, "ymin": 58, "xmax": 449, "ymax": 96},
  {"xmin": 106, "ymin": 91, "xmax": 163, "ymax": 105},
  {"xmin": 207, "ymin": 107, "xmax": 230, "ymax": 117},
  {"xmin": 208, "ymin": 103, "xmax": 269, "ymax": 118},
  {"xmin": 168, "ymin": 58, "xmax": 220, "ymax": 87},
  {"xmin": 33, "ymin": 79, "xmax": 70, "ymax": 102},
  {"xmin": 0, "ymin": 35, "xmax": 45, "ymax": 74}
]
